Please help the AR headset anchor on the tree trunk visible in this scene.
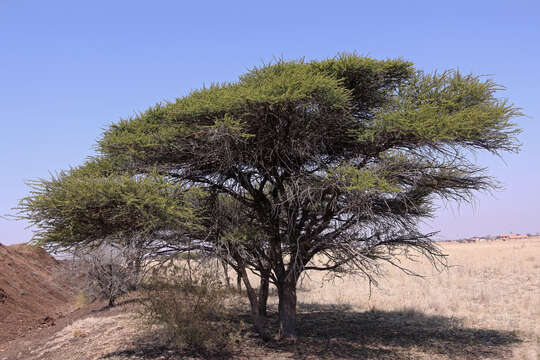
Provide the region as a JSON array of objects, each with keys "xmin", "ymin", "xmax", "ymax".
[
  {"xmin": 131, "ymin": 253, "xmax": 142, "ymax": 290},
  {"xmin": 277, "ymin": 277, "xmax": 297, "ymax": 339},
  {"xmin": 221, "ymin": 260, "xmax": 231, "ymax": 288},
  {"xmin": 134, "ymin": 255, "xmax": 142, "ymax": 277},
  {"xmin": 236, "ymin": 272, "xmax": 242, "ymax": 292},
  {"xmin": 258, "ymin": 271, "xmax": 270, "ymax": 317},
  {"xmin": 237, "ymin": 266, "xmax": 268, "ymax": 339}
]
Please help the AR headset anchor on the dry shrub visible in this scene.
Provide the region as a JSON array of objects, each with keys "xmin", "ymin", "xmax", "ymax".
[
  {"xmin": 71, "ymin": 328, "xmax": 87, "ymax": 338},
  {"xmin": 140, "ymin": 265, "xmax": 240, "ymax": 356},
  {"xmin": 67, "ymin": 245, "xmax": 140, "ymax": 307}
]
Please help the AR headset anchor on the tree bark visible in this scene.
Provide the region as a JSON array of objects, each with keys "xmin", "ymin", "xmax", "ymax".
[
  {"xmin": 236, "ymin": 272, "xmax": 242, "ymax": 292},
  {"xmin": 131, "ymin": 252, "xmax": 143, "ymax": 290},
  {"xmin": 277, "ymin": 277, "xmax": 297, "ymax": 339},
  {"xmin": 221, "ymin": 260, "xmax": 231, "ymax": 288},
  {"xmin": 237, "ymin": 266, "xmax": 268, "ymax": 339},
  {"xmin": 258, "ymin": 270, "xmax": 270, "ymax": 317}
]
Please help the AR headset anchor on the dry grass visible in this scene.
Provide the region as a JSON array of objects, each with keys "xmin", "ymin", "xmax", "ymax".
[
  {"xmin": 285, "ymin": 237, "xmax": 540, "ymax": 359},
  {"xmin": 29, "ymin": 314, "xmax": 141, "ymax": 360}
]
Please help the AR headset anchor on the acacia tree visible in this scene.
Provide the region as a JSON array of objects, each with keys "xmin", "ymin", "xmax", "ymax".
[{"xmin": 19, "ymin": 54, "xmax": 520, "ymax": 339}]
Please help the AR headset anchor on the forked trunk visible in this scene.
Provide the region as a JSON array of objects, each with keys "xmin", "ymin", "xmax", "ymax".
[{"xmin": 277, "ymin": 278, "xmax": 297, "ymax": 339}]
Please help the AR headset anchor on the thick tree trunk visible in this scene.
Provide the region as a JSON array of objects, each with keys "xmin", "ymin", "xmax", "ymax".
[
  {"xmin": 277, "ymin": 278, "xmax": 297, "ymax": 339},
  {"xmin": 258, "ymin": 271, "xmax": 270, "ymax": 317}
]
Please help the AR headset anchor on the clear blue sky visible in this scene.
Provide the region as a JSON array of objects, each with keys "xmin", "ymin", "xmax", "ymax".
[{"xmin": 1, "ymin": 0, "xmax": 539, "ymax": 244}]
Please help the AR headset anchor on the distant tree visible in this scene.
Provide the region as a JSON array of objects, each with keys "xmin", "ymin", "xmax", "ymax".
[{"xmin": 17, "ymin": 54, "xmax": 521, "ymax": 339}]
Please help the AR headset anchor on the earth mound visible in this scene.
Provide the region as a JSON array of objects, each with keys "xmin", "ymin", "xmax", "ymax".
[{"xmin": 0, "ymin": 243, "xmax": 75, "ymax": 344}]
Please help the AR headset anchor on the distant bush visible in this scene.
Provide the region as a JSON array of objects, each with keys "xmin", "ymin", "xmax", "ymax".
[{"xmin": 140, "ymin": 265, "xmax": 241, "ymax": 356}]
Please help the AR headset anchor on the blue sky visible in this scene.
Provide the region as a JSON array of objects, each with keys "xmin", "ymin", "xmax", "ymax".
[{"xmin": 1, "ymin": 0, "xmax": 539, "ymax": 244}]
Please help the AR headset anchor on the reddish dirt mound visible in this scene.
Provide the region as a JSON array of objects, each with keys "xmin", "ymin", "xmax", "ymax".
[{"xmin": 0, "ymin": 243, "xmax": 75, "ymax": 344}]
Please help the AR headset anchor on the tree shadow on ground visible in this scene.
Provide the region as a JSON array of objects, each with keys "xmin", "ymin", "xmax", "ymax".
[
  {"xmin": 262, "ymin": 304, "xmax": 521, "ymax": 359},
  {"xmin": 89, "ymin": 296, "xmax": 149, "ymax": 314},
  {"xmin": 101, "ymin": 303, "xmax": 521, "ymax": 359}
]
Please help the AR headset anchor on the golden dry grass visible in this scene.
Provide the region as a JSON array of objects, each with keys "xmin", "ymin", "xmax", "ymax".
[
  {"xmin": 285, "ymin": 237, "xmax": 540, "ymax": 359},
  {"xmin": 28, "ymin": 314, "xmax": 137, "ymax": 360}
]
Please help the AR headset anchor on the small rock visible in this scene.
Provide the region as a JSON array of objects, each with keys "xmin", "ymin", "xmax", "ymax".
[{"xmin": 40, "ymin": 316, "xmax": 55, "ymax": 326}]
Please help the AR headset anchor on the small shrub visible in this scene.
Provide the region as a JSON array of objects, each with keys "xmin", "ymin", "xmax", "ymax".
[
  {"xmin": 72, "ymin": 328, "xmax": 87, "ymax": 338},
  {"xmin": 68, "ymin": 245, "xmax": 140, "ymax": 307},
  {"xmin": 140, "ymin": 266, "xmax": 240, "ymax": 356}
]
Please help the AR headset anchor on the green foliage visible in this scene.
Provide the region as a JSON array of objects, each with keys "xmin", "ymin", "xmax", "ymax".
[
  {"xmin": 359, "ymin": 71, "xmax": 521, "ymax": 153},
  {"xmin": 327, "ymin": 165, "xmax": 402, "ymax": 193},
  {"xmin": 16, "ymin": 158, "xmax": 201, "ymax": 250},
  {"xmin": 97, "ymin": 57, "xmax": 357, "ymax": 167},
  {"xmin": 205, "ymin": 114, "xmax": 255, "ymax": 140},
  {"xmin": 97, "ymin": 54, "xmax": 520, "ymax": 179}
]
